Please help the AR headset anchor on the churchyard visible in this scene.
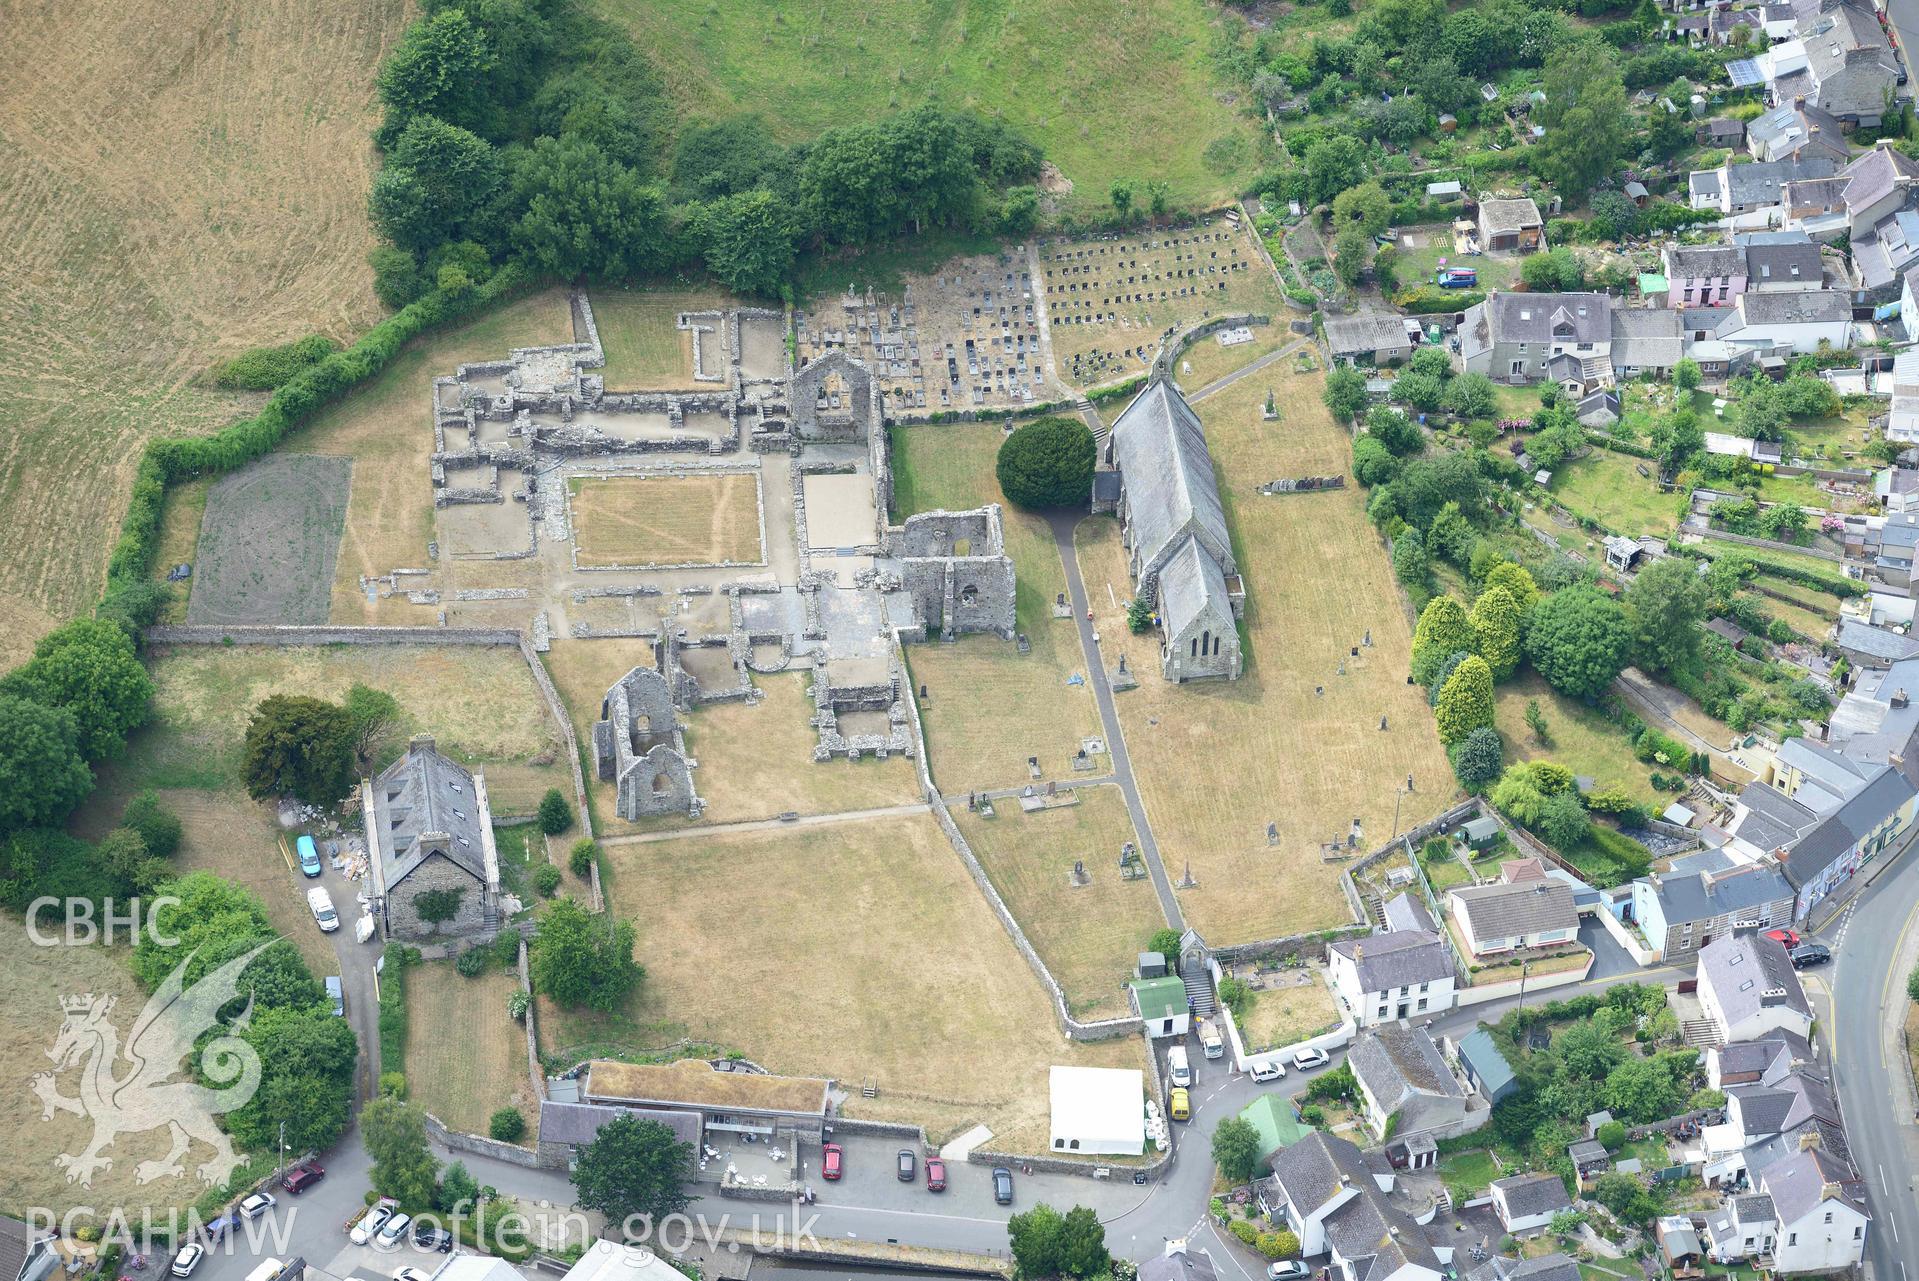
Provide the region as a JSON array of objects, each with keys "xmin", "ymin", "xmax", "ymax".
[
  {"xmin": 1076, "ymin": 371, "xmax": 1453, "ymax": 943},
  {"xmin": 0, "ymin": 0, "xmax": 402, "ymax": 668},
  {"xmin": 577, "ymin": 813, "xmax": 1149, "ymax": 1145},
  {"xmin": 955, "ymin": 786, "xmax": 1162, "ymax": 1021}
]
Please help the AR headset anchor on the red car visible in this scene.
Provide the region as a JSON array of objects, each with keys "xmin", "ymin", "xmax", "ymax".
[
  {"xmin": 1764, "ymin": 927, "xmax": 1802, "ymax": 950},
  {"xmin": 925, "ymin": 1157, "xmax": 947, "ymax": 1192},
  {"xmin": 821, "ymin": 1143, "xmax": 844, "ymax": 1181},
  {"xmin": 281, "ymin": 1161, "xmax": 324, "ymax": 1194}
]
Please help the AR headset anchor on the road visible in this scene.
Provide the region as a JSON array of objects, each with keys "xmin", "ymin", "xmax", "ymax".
[{"xmin": 1048, "ymin": 510, "xmax": 1183, "ymax": 930}]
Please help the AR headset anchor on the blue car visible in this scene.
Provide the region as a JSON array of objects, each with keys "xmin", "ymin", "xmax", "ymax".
[{"xmin": 297, "ymin": 835, "xmax": 322, "ymax": 878}]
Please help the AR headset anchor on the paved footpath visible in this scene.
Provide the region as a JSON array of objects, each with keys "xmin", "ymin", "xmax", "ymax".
[{"xmin": 1048, "ymin": 510, "xmax": 1183, "ymax": 930}]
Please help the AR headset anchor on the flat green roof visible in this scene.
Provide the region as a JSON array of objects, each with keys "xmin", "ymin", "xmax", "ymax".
[
  {"xmin": 1638, "ymin": 273, "xmax": 1669, "ymax": 293},
  {"xmin": 1129, "ymin": 976, "xmax": 1187, "ymax": 1020}
]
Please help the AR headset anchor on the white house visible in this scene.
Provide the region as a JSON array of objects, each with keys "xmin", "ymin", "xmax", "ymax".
[
  {"xmin": 1697, "ymin": 934, "xmax": 1814, "ymax": 1045},
  {"xmin": 1760, "ymin": 1147, "xmax": 1870, "ymax": 1273},
  {"xmin": 1447, "ymin": 881, "xmax": 1579, "ymax": 958},
  {"xmin": 1327, "ymin": 929, "xmax": 1457, "ymax": 1027},
  {"xmin": 1714, "ymin": 289, "xmax": 1854, "ymax": 357},
  {"xmin": 1705, "ymin": 1193, "xmax": 1780, "ymax": 1264},
  {"xmin": 561, "ymin": 1243, "xmax": 698, "ymax": 1281},
  {"xmin": 1489, "ymin": 1172, "xmax": 1574, "ymax": 1236},
  {"xmin": 1263, "ymin": 1131, "xmax": 1444, "ymax": 1281},
  {"xmin": 1048, "ymin": 1065, "xmax": 1145, "ymax": 1156}
]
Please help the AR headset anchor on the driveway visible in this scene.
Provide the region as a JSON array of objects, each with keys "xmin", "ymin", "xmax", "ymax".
[
  {"xmin": 1578, "ymin": 915, "xmax": 1639, "ymax": 981},
  {"xmin": 297, "ymin": 838, "xmax": 384, "ymax": 1101}
]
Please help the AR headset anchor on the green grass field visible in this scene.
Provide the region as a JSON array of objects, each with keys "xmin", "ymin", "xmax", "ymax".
[
  {"xmin": 1549, "ymin": 450, "xmax": 1677, "ymax": 539},
  {"xmin": 1495, "ymin": 672, "xmax": 1660, "ymax": 806},
  {"xmin": 593, "ymin": 0, "xmax": 1260, "ymax": 212}
]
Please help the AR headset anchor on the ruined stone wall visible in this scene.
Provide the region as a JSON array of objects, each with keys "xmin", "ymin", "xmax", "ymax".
[{"xmin": 614, "ymin": 743, "xmax": 698, "ymax": 819}]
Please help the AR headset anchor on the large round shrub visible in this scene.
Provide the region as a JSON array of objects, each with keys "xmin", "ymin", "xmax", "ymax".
[{"xmin": 995, "ymin": 416, "xmax": 1095, "ymax": 509}]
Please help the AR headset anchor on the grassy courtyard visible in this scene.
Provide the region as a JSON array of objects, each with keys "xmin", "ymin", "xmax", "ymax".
[
  {"xmin": 592, "ymin": 286, "xmax": 735, "ymax": 389},
  {"xmin": 569, "ymin": 473, "xmax": 764, "ymax": 567},
  {"xmin": 1233, "ymin": 975, "xmax": 1340, "ymax": 1053}
]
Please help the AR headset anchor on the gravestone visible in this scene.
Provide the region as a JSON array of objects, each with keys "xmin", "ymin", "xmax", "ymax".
[
  {"xmin": 1071, "ymin": 859, "xmax": 1089, "ymax": 887},
  {"xmin": 1267, "ymin": 822, "xmax": 1279, "ymax": 846},
  {"xmin": 1029, "ymin": 755, "xmax": 1042, "ymax": 780},
  {"xmin": 1380, "ymin": 715, "xmax": 1389, "ymax": 731},
  {"xmin": 1364, "ymin": 631, "xmax": 1372, "ymax": 647}
]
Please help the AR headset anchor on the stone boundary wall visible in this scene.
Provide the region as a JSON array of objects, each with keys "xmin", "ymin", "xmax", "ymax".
[
  {"xmin": 1697, "ymin": 527, "xmax": 1845, "ymax": 563},
  {"xmin": 144, "ymin": 625, "xmax": 595, "ymax": 842},
  {"xmin": 1152, "ymin": 312, "xmax": 1273, "ymax": 383},
  {"xmin": 519, "ymin": 936, "xmax": 545, "ymax": 1104},
  {"xmin": 424, "ymin": 1110, "xmax": 556, "ymax": 1169}
]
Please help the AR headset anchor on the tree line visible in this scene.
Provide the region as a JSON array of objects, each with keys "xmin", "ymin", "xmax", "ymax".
[{"xmin": 365, "ymin": 0, "xmax": 1045, "ymax": 304}]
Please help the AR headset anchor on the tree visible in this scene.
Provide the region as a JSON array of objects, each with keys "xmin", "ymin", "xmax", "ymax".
[
  {"xmin": 533, "ymin": 896, "xmax": 644, "ymax": 1012},
  {"xmin": 1587, "ymin": 190, "xmax": 1639, "ymax": 242},
  {"xmin": 1526, "ymin": 587, "xmax": 1632, "ymax": 699},
  {"xmin": 1537, "ymin": 789, "xmax": 1591, "ymax": 847},
  {"xmin": 120, "ymin": 790, "xmax": 182, "ymax": 860},
  {"xmin": 242, "ymin": 695, "xmax": 358, "ymax": 807},
  {"xmin": 1126, "ymin": 595, "xmax": 1154, "ymax": 634},
  {"xmin": 1303, "ymin": 135, "xmax": 1369, "ymax": 205},
  {"xmin": 1056, "ymin": 1206, "xmax": 1110, "ymax": 1279},
  {"xmin": 226, "ymin": 1003, "xmax": 358, "ymax": 1156},
  {"xmin": 377, "ymin": 10, "xmax": 497, "ymax": 135},
  {"xmin": 97, "ymin": 828, "xmax": 165, "ymax": 895},
  {"xmin": 1533, "ymin": 38, "xmax": 1631, "ymax": 198},
  {"xmin": 2, "ymin": 617, "xmax": 154, "ymax": 762},
  {"xmin": 413, "ymin": 887, "xmax": 466, "ymax": 929},
  {"xmin": 1590, "ymin": 1171, "xmax": 1658, "ymax": 1225},
  {"xmin": 1651, "ymin": 407, "xmax": 1705, "ymax": 473},
  {"xmin": 570, "ymin": 838, "xmax": 599, "ymax": 877},
  {"xmin": 1008, "ymin": 1203, "xmax": 1110, "ymax": 1279},
  {"xmin": 1367, "ymin": 407, "xmax": 1424, "ymax": 457},
  {"xmin": 998, "ymin": 185, "xmax": 1041, "ymax": 236},
  {"xmin": 571, "ymin": 1113, "xmax": 694, "ymax": 1228},
  {"xmin": 1109, "ymin": 180, "xmax": 1134, "ymax": 220},
  {"xmin": 1760, "ymin": 503, "xmax": 1808, "ymax": 542},
  {"xmin": 1393, "ymin": 529, "xmax": 1432, "ymax": 591},
  {"xmin": 1520, "ymin": 248, "xmax": 1586, "ymax": 293},
  {"xmin": 1525, "ymin": 698, "xmax": 1551, "ymax": 744},
  {"xmin": 692, "ymin": 190, "xmax": 799, "ymax": 296},
  {"xmin": 1604, "ymin": 1056, "xmax": 1684, "ymax": 1123},
  {"xmin": 363, "ymin": 1092, "xmax": 442, "ymax": 1208},
  {"xmin": 1148, "ymin": 927, "xmax": 1182, "ymax": 959},
  {"xmin": 0, "ymin": 695, "xmax": 93, "ymax": 832},
  {"xmin": 539, "ymin": 787, "xmax": 574, "ymax": 835},
  {"xmin": 1449, "ymin": 726, "xmax": 1505, "ymax": 791},
  {"xmin": 1484, "ymin": 562, "xmax": 1541, "ymax": 614},
  {"xmin": 1435, "ymin": 656, "xmax": 1496, "ymax": 745},
  {"xmin": 1332, "ymin": 182, "xmax": 1392, "ymax": 236},
  {"xmin": 437, "ymin": 1160, "xmax": 481, "ymax": 1214},
  {"xmin": 1324, "ymin": 365, "xmax": 1370, "ymax": 423},
  {"xmin": 1624, "ymin": 556, "xmax": 1709, "ymax": 676},
  {"xmin": 1595, "ymin": 1119, "xmax": 1628, "ymax": 1150},
  {"xmin": 1429, "ymin": 502, "xmax": 1477, "ymax": 566},
  {"xmin": 1556, "ymin": 1019, "xmax": 1628, "ymax": 1080},
  {"xmin": 534, "ymin": 862, "xmax": 563, "ymax": 897},
  {"xmin": 1673, "ymin": 358, "xmax": 1701, "ymax": 392},
  {"xmin": 1441, "ymin": 372, "xmax": 1497, "ymax": 419},
  {"xmin": 344, "ymin": 683, "xmax": 403, "ymax": 764},
  {"xmin": 369, "ymin": 116, "xmax": 503, "ymax": 254},
  {"xmin": 1212, "ymin": 1117, "xmax": 1262, "ymax": 1183},
  {"xmin": 1470, "ymin": 586, "xmax": 1524, "ymax": 680},
  {"xmin": 1394, "ymin": 372, "xmax": 1446, "ymax": 414},
  {"xmin": 1333, "ymin": 224, "xmax": 1372, "ymax": 287},
  {"xmin": 996, "ymin": 417, "xmax": 1096, "ymax": 509},
  {"xmin": 490, "ymin": 1108, "xmax": 527, "ymax": 1142},
  {"xmin": 1426, "ymin": 650, "xmax": 1474, "ymax": 705},
  {"xmin": 1411, "ymin": 596, "xmax": 1478, "ymax": 686},
  {"xmin": 1395, "ymin": 452, "xmax": 1485, "ymax": 527},
  {"xmin": 1352, "ymin": 437, "xmax": 1399, "ymax": 488},
  {"xmin": 510, "ymin": 137, "xmax": 669, "ymax": 279}
]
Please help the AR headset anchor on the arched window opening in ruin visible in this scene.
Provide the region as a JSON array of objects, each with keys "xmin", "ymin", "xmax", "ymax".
[
  {"xmin": 960, "ymin": 585, "xmax": 979, "ymax": 605},
  {"xmin": 652, "ymin": 773, "xmax": 672, "ymax": 795}
]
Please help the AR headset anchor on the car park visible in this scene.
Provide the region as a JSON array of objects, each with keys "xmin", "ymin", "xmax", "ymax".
[
  {"xmin": 992, "ymin": 1166, "xmax": 1015, "ymax": 1205},
  {"xmin": 170, "ymin": 1245, "xmax": 205, "ymax": 1278},
  {"xmin": 1791, "ymin": 942, "xmax": 1831, "ymax": 968},
  {"xmin": 281, "ymin": 1159, "xmax": 324, "ymax": 1193},
  {"xmin": 412, "ymin": 1224, "xmax": 454, "ymax": 1253},
  {"xmin": 238, "ymin": 1192, "xmax": 276, "ymax": 1219},
  {"xmin": 821, "ymin": 1143, "xmax": 843, "ymax": 1180},
  {"xmin": 297, "ymin": 834, "xmax": 322, "ymax": 878},
  {"xmin": 925, "ymin": 1157, "xmax": 947, "ymax": 1191},
  {"xmin": 1292, "ymin": 1047, "xmax": 1330, "ymax": 1071},
  {"xmin": 377, "ymin": 1212, "xmax": 413, "ymax": 1248},
  {"xmin": 351, "ymin": 1203, "xmax": 396, "ymax": 1246},
  {"xmin": 1249, "ymin": 1061, "xmax": 1284, "ymax": 1083},
  {"xmin": 896, "ymin": 1148, "xmax": 917, "ymax": 1181}
]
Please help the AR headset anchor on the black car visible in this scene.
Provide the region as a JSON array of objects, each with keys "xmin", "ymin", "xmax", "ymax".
[
  {"xmin": 896, "ymin": 1149, "xmax": 917, "ymax": 1181},
  {"xmin": 1790, "ymin": 942, "xmax": 1831, "ymax": 968},
  {"xmin": 992, "ymin": 1166, "xmax": 1015, "ymax": 1205},
  {"xmin": 412, "ymin": 1224, "xmax": 455, "ymax": 1253}
]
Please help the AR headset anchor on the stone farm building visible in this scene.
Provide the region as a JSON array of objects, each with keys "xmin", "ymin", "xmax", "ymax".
[
  {"xmin": 1096, "ymin": 377, "xmax": 1244, "ymax": 682},
  {"xmin": 364, "ymin": 736, "xmax": 501, "ymax": 941}
]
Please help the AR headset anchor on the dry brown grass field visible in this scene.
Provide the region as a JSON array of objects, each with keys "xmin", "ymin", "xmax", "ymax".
[
  {"xmin": 891, "ymin": 423, "xmax": 1099, "ymax": 790},
  {"xmin": 591, "ymin": 287, "xmax": 737, "ymax": 390},
  {"xmin": 0, "ymin": 0, "xmax": 408, "ymax": 667},
  {"xmin": 582, "ymin": 813, "xmax": 1146, "ymax": 1144},
  {"xmin": 1234, "ymin": 975, "xmax": 1340, "ymax": 1054},
  {"xmin": 1172, "ymin": 323, "xmax": 1293, "ymax": 392},
  {"xmin": 570, "ymin": 474, "xmax": 764, "ymax": 567},
  {"xmin": 406, "ymin": 959, "xmax": 533, "ymax": 1140},
  {"xmin": 0, "ymin": 920, "xmax": 212, "ymax": 1220},
  {"xmin": 955, "ymin": 786, "xmax": 1160, "ymax": 1020},
  {"xmin": 1075, "ymin": 371, "xmax": 1453, "ymax": 944}
]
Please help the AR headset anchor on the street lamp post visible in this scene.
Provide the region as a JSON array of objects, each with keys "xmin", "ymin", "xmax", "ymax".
[
  {"xmin": 1515, "ymin": 960, "xmax": 1532, "ymax": 1014},
  {"xmin": 278, "ymin": 1119, "xmax": 288, "ymax": 1182}
]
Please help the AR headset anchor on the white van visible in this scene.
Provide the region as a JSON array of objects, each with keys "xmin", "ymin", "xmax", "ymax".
[
  {"xmin": 307, "ymin": 886, "xmax": 339, "ymax": 933},
  {"xmin": 244, "ymin": 1261, "xmax": 285, "ymax": 1281},
  {"xmin": 1167, "ymin": 1044, "xmax": 1192, "ymax": 1089}
]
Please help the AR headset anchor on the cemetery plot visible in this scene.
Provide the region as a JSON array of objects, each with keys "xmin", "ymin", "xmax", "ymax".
[
  {"xmin": 1040, "ymin": 216, "xmax": 1286, "ymax": 388},
  {"xmin": 797, "ymin": 251, "xmax": 1050, "ymax": 414},
  {"xmin": 585, "ymin": 811, "xmax": 1148, "ymax": 1143},
  {"xmin": 1075, "ymin": 372, "xmax": 1452, "ymax": 944},
  {"xmin": 185, "ymin": 453, "xmax": 351, "ymax": 626},
  {"xmin": 569, "ymin": 473, "xmax": 765, "ymax": 567}
]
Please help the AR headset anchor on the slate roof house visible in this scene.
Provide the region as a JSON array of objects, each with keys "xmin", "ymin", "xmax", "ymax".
[
  {"xmin": 1697, "ymin": 933, "xmax": 1813, "ymax": 1044},
  {"xmin": 1102, "ymin": 378, "xmax": 1243, "ymax": 683},
  {"xmin": 1465, "ymin": 1256, "xmax": 1581, "ymax": 1281},
  {"xmin": 1833, "ymin": 142, "xmax": 1919, "ymax": 296},
  {"xmin": 1627, "ymin": 861, "xmax": 1797, "ymax": 960},
  {"xmin": 1261, "ymin": 1131, "xmax": 1444, "ymax": 1281},
  {"xmin": 1714, "ymin": 287, "xmax": 1853, "ymax": 355},
  {"xmin": 1447, "ymin": 880, "xmax": 1580, "ymax": 957},
  {"xmin": 1663, "ymin": 233, "xmax": 1824, "ymax": 308},
  {"xmin": 1348, "ymin": 1022, "xmax": 1470, "ymax": 1139},
  {"xmin": 1704, "ymin": 1192, "xmax": 1780, "ymax": 1264},
  {"xmin": 0, "ymin": 1218, "xmax": 55, "ymax": 1281},
  {"xmin": 1139, "ymin": 1242, "xmax": 1219, "ymax": 1281},
  {"xmin": 1760, "ymin": 1146, "xmax": 1869, "ymax": 1273},
  {"xmin": 1457, "ymin": 292, "xmax": 1612, "ymax": 386},
  {"xmin": 1489, "ymin": 1171, "xmax": 1574, "ymax": 1236},
  {"xmin": 364, "ymin": 735, "xmax": 501, "ymax": 941},
  {"xmin": 1327, "ymin": 929, "xmax": 1457, "ymax": 1027},
  {"xmin": 1747, "ymin": 100, "xmax": 1850, "ymax": 165},
  {"xmin": 1707, "ymin": 1029, "xmax": 1814, "ymax": 1089},
  {"xmin": 1689, "ymin": 155, "xmax": 1837, "ymax": 217},
  {"xmin": 1771, "ymin": 0, "xmax": 1902, "ymax": 127}
]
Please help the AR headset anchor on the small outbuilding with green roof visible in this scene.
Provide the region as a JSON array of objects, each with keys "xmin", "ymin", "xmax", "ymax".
[
  {"xmin": 1129, "ymin": 976, "xmax": 1190, "ymax": 1039},
  {"xmin": 1239, "ymin": 1094, "xmax": 1311, "ymax": 1171}
]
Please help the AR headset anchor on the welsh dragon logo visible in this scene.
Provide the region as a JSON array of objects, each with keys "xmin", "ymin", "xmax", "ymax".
[{"xmin": 32, "ymin": 944, "xmax": 272, "ymax": 1187}]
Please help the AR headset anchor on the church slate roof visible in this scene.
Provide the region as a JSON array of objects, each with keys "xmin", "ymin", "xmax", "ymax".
[{"xmin": 1110, "ymin": 379, "xmax": 1233, "ymax": 579}]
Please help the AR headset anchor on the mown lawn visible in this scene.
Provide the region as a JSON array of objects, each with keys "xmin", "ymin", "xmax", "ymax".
[
  {"xmin": 1494, "ymin": 673, "xmax": 1660, "ymax": 805},
  {"xmin": 1548, "ymin": 450, "xmax": 1677, "ymax": 539}
]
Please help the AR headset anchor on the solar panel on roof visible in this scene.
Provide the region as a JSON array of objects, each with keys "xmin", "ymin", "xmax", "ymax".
[{"xmin": 1727, "ymin": 58, "xmax": 1765, "ymax": 88}]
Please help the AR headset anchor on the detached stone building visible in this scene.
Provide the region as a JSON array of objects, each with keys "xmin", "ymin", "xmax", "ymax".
[
  {"xmin": 593, "ymin": 666, "xmax": 701, "ymax": 821},
  {"xmin": 364, "ymin": 736, "xmax": 501, "ymax": 941},
  {"xmin": 885, "ymin": 507, "xmax": 1016, "ymax": 640},
  {"xmin": 1099, "ymin": 378, "xmax": 1243, "ymax": 682}
]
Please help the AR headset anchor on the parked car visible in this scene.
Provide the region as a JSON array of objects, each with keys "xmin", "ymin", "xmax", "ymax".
[
  {"xmin": 1291, "ymin": 1047, "xmax": 1331, "ymax": 1071},
  {"xmin": 1169, "ymin": 1087, "xmax": 1191, "ymax": 1121},
  {"xmin": 992, "ymin": 1166, "xmax": 1015, "ymax": 1205},
  {"xmin": 821, "ymin": 1142, "xmax": 843, "ymax": 1181},
  {"xmin": 1765, "ymin": 927, "xmax": 1802, "ymax": 950},
  {"xmin": 297, "ymin": 834, "xmax": 322, "ymax": 878},
  {"xmin": 376, "ymin": 1212, "xmax": 412, "ymax": 1248},
  {"xmin": 925, "ymin": 1157, "xmax": 947, "ymax": 1192},
  {"xmin": 394, "ymin": 1269, "xmax": 435, "ymax": 1281},
  {"xmin": 896, "ymin": 1148, "xmax": 917, "ymax": 1181},
  {"xmin": 412, "ymin": 1224, "xmax": 454, "ymax": 1253},
  {"xmin": 281, "ymin": 1160, "xmax": 324, "ymax": 1193},
  {"xmin": 324, "ymin": 976, "xmax": 345, "ymax": 1017},
  {"xmin": 351, "ymin": 1202, "xmax": 395, "ymax": 1246},
  {"xmin": 1267, "ymin": 1264, "xmax": 1311, "ymax": 1281},
  {"xmin": 238, "ymin": 1192, "xmax": 276, "ymax": 1220},
  {"xmin": 307, "ymin": 886, "xmax": 339, "ymax": 933},
  {"xmin": 1790, "ymin": 942, "xmax": 1832, "ymax": 968},
  {"xmin": 169, "ymin": 1245, "xmax": 205, "ymax": 1278},
  {"xmin": 1249, "ymin": 1061, "xmax": 1285, "ymax": 1083}
]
